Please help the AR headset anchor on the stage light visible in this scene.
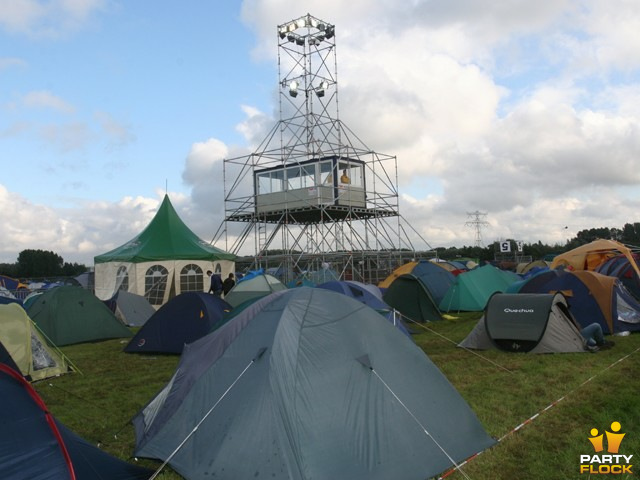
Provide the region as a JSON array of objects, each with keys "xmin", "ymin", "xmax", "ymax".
[
  {"xmin": 289, "ymin": 80, "xmax": 299, "ymax": 97},
  {"xmin": 315, "ymin": 80, "xmax": 328, "ymax": 97},
  {"xmin": 325, "ymin": 25, "xmax": 335, "ymax": 39}
]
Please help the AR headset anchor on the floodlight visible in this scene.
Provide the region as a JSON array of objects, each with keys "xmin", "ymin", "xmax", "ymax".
[
  {"xmin": 287, "ymin": 33, "xmax": 296, "ymax": 43},
  {"xmin": 296, "ymin": 17, "xmax": 307, "ymax": 28},
  {"xmin": 295, "ymin": 36, "xmax": 305, "ymax": 46},
  {"xmin": 279, "ymin": 27, "xmax": 287, "ymax": 39},
  {"xmin": 315, "ymin": 80, "xmax": 329, "ymax": 97},
  {"xmin": 325, "ymin": 25, "xmax": 335, "ymax": 39},
  {"xmin": 289, "ymin": 80, "xmax": 299, "ymax": 97}
]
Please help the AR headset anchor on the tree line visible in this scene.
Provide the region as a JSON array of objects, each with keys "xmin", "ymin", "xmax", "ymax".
[
  {"xmin": 0, "ymin": 249, "xmax": 88, "ymax": 279},
  {"xmin": 434, "ymin": 223, "xmax": 640, "ymax": 263}
]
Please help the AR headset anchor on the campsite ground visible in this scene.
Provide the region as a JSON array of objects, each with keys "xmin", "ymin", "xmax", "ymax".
[{"xmin": 35, "ymin": 314, "xmax": 639, "ymax": 480}]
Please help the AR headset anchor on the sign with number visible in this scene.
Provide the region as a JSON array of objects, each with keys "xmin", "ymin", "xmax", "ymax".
[
  {"xmin": 500, "ymin": 241, "xmax": 511, "ymax": 253},
  {"xmin": 516, "ymin": 241, "xmax": 524, "ymax": 252}
]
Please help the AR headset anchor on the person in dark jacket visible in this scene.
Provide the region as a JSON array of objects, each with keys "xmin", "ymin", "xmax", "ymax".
[
  {"xmin": 207, "ymin": 270, "xmax": 223, "ymax": 296},
  {"xmin": 222, "ymin": 273, "xmax": 236, "ymax": 296}
]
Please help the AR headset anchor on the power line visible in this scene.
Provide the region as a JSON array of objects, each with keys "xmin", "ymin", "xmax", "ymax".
[{"xmin": 465, "ymin": 211, "xmax": 489, "ymax": 247}]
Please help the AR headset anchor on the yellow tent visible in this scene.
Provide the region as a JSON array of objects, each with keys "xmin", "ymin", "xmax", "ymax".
[
  {"xmin": 378, "ymin": 261, "xmax": 418, "ymax": 288},
  {"xmin": 0, "ymin": 303, "xmax": 70, "ymax": 381},
  {"xmin": 551, "ymin": 239, "xmax": 640, "ymax": 278}
]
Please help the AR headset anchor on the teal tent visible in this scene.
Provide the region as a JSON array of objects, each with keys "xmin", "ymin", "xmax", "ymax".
[
  {"xmin": 133, "ymin": 288, "xmax": 495, "ymax": 479},
  {"xmin": 26, "ymin": 286, "xmax": 132, "ymax": 346},
  {"xmin": 439, "ymin": 265, "xmax": 520, "ymax": 312}
]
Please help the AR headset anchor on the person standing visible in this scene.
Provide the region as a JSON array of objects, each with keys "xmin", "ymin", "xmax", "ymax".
[
  {"xmin": 222, "ymin": 273, "xmax": 236, "ymax": 296},
  {"xmin": 207, "ymin": 270, "xmax": 223, "ymax": 296}
]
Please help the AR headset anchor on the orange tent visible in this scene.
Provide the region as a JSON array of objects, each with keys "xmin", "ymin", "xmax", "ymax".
[{"xmin": 551, "ymin": 239, "xmax": 640, "ymax": 279}]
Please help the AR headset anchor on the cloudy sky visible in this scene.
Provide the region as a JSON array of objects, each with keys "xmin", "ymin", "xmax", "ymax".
[{"xmin": 1, "ymin": 0, "xmax": 639, "ymax": 265}]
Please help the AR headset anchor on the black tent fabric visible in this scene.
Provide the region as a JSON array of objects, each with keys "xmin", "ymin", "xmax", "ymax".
[
  {"xmin": 460, "ymin": 293, "xmax": 586, "ymax": 353},
  {"xmin": 0, "ymin": 363, "xmax": 153, "ymax": 480},
  {"xmin": 0, "ymin": 340, "xmax": 20, "ymax": 373}
]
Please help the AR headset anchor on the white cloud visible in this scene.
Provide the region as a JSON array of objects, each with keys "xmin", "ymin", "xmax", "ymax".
[
  {"xmin": 3, "ymin": 1, "xmax": 640, "ymax": 266},
  {"xmin": 0, "ymin": 0, "xmax": 106, "ymax": 37},
  {"xmin": 94, "ymin": 111, "xmax": 136, "ymax": 150},
  {"xmin": 23, "ymin": 90, "xmax": 75, "ymax": 113},
  {"xmin": 0, "ymin": 57, "xmax": 27, "ymax": 70}
]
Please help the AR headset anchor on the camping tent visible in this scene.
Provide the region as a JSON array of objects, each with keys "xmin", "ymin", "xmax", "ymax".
[
  {"xmin": 551, "ymin": 239, "xmax": 640, "ymax": 278},
  {"xmin": 459, "ymin": 293, "xmax": 587, "ymax": 353},
  {"xmin": 108, "ymin": 290, "xmax": 156, "ymax": 327},
  {"xmin": 25, "ymin": 286, "xmax": 132, "ymax": 346},
  {"xmin": 0, "ymin": 303, "xmax": 70, "ymax": 381},
  {"xmin": 595, "ymin": 253, "xmax": 640, "ymax": 300},
  {"xmin": 378, "ymin": 260, "xmax": 420, "ymax": 288},
  {"xmin": 132, "ymin": 288, "xmax": 495, "ymax": 480},
  {"xmin": 439, "ymin": 265, "xmax": 520, "ymax": 312},
  {"xmin": 223, "ymin": 273, "xmax": 287, "ymax": 307},
  {"xmin": 94, "ymin": 194, "xmax": 236, "ymax": 308},
  {"xmin": 0, "ymin": 340, "xmax": 20, "ymax": 372},
  {"xmin": 380, "ymin": 260, "xmax": 456, "ymax": 322},
  {"xmin": 516, "ymin": 260, "xmax": 551, "ymax": 275},
  {"xmin": 0, "ymin": 363, "xmax": 153, "ymax": 480},
  {"xmin": 515, "ymin": 269, "xmax": 640, "ymax": 334},
  {"xmin": 383, "ymin": 274, "xmax": 443, "ymax": 322},
  {"xmin": 124, "ymin": 292, "xmax": 231, "ymax": 354},
  {"xmin": 287, "ymin": 268, "xmax": 340, "ymax": 287},
  {"xmin": 316, "ymin": 280, "xmax": 410, "ymax": 335}
]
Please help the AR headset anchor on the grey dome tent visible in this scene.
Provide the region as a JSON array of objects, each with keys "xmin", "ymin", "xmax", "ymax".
[
  {"xmin": 222, "ymin": 272, "xmax": 287, "ymax": 307},
  {"xmin": 133, "ymin": 288, "xmax": 495, "ymax": 480},
  {"xmin": 459, "ymin": 293, "xmax": 587, "ymax": 353}
]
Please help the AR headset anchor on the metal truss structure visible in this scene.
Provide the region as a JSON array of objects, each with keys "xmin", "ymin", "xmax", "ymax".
[{"xmin": 213, "ymin": 14, "xmax": 431, "ymax": 284}]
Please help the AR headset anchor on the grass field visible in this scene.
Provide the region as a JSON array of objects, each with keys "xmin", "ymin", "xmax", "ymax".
[{"xmin": 33, "ymin": 313, "xmax": 639, "ymax": 480}]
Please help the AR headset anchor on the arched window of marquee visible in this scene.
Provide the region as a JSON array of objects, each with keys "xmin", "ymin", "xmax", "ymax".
[
  {"xmin": 116, "ymin": 266, "xmax": 129, "ymax": 292},
  {"xmin": 145, "ymin": 265, "xmax": 168, "ymax": 305},
  {"xmin": 180, "ymin": 264, "xmax": 203, "ymax": 292}
]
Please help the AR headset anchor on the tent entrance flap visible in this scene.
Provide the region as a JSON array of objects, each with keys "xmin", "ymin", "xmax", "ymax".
[{"xmin": 485, "ymin": 293, "xmax": 555, "ymax": 353}]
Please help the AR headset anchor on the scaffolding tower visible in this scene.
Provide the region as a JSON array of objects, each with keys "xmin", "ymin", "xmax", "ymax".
[{"xmin": 213, "ymin": 14, "xmax": 430, "ymax": 284}]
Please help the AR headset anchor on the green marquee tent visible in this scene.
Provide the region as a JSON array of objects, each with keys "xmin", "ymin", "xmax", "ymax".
[{"xmin": 94, "ymin": 195, "xmax": 235, "ymax": 307}]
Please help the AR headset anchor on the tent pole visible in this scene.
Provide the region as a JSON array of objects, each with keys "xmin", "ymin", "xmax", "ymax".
[
  {"xmin": 148, "ymin": 347, "xmax": 267, "ymax": 480},
  {"xmin": 360, "ymin": 360, "xmax": 473, "ymax": 480}
]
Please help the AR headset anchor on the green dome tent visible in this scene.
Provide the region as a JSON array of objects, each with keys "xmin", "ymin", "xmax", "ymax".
[
  {"xmin": 94, "ymin": 195, "xmax": 235, "ymax": 307},
  {"xmin": 26, "ymin": 286, "xmax": 132, "ymax": 346}
]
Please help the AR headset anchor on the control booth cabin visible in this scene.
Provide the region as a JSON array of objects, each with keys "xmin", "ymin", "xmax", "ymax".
[{"xmin": 253, "ymin": 156, "xmax": 369, "ymax": 223}]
